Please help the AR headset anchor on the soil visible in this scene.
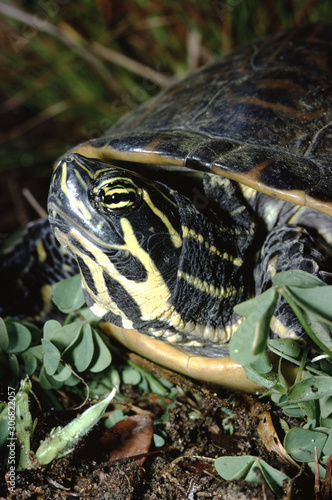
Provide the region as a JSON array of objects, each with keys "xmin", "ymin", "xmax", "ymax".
[{"xmin": 0, "ymin": 360, "xmax": 316, "ymax": 500}]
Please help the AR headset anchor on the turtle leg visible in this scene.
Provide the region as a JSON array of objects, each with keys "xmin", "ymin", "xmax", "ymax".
[
  {"xmin": 0, "ymin": 218, "xmax": 78, "ymax": 319},
  {"xmin": 254, "ymin": 223, "xmax": 332, "ymax": 338}
]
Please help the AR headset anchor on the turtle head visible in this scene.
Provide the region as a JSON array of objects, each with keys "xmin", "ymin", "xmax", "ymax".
[
  {"xmin": 48, "ymin": 153, "xmax": 185, "ymax": 330},
  {"xmin": 48, "ymin": 153, "xmax": 251, "ymax": 354}
]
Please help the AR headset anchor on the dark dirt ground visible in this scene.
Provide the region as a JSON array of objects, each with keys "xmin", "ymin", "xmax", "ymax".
[{"xmin": 0, "ymin": 357, "xmax": 316, "ymax": 500}]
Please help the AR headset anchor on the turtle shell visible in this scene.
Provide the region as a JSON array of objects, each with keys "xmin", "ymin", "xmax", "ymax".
[
  {"xmin": 72, "ymin": 22, "xmax": 332, "ymax": 217},
  {"xmin": 61, "ymin": 23, "xmax": 332, "ymax": 391}
]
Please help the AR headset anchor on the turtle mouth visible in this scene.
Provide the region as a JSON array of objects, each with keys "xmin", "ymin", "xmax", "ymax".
[{"xmin": 48, "ymin": 200, "xmax": 120, "ymax": 253}]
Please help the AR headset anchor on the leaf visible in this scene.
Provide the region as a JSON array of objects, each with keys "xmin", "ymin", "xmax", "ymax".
[
  {"xmin": 145, "ymin": 373, "xmax": 170, "ymax": 396},
  {"xmin": 320, "ymin": 396, "xmax": 332, "ymax": 419},
  {"xmin": 105, "ymin": 409, "xmax": 125, "ymax": 428},
  {"xmin": 234, "ymin": 287, "xmax": 276, "ymax": 317},
  {"xmin": 21, "ymin": 351, "xmax": 38, "ymax": 375},
  {"xmin": 52, "ymin": 363, "xmax": 72, "ymax": 382},
  {"xmin": 215, "ymin": 455, "xmax": 254, "ymax": 481},
  {"xmin": 39, "ymin": 365, "xmax": 64, "ymax": 390},
  {"xmin": 288, "ymin": 376, "xmax": 332, "ymax": 402},
  {"xmin": 230, "ymin": 288, "xmax": 277, "ymax": 364},
  {"xmin": 8, "ymin": 353, "xmax": 19, "ymax": 378},
  {"xmin": 302, "ymin": 310, "xmax": 332, "ymax": 350},
  {"xmin": 0, "ymin": 405, "xmax": 9, "ymax": 447},
  {"xmin": 62, "ymin": 373, "xmax": 81, "ymax": 386},
  {"xmin": 89, "ymin": 329, "xmax": 112, "ymax": 373},
  {"xmin": 43, "ymin": 320, "xmax": 62, "ymax": 337},
  {"xmin": 20, "ymin": 321, "xmax": 42, "ymax": 345},
  {"xmin": 75, "ymin": 323, "xmax": 95, "ymax": 372},
  {"xmin": 110, "ymin": 367, "xmax": 121, "ymax": 392},
  {"xmin": 248, "ymin": 351, "xmax": 272, "ymax": 374},
  {"xmin": 242, "ymin": 365, "xmax": 277, "ymax": 390},
  {"xmin": 44, "ymin": 321, "xmax": 84, "ymax": 351},
  {"xmin": 0, "ymin": 318, "xmax": 9, "ymax": 351},
  {"xmin": 307, "ymin": 461, "xmax": 330, "ymax": 481},
  {"xmin": 272, "ymin": 270, "xmax": 326, "ymax": 287},
  {"xmin": 287, "ymin": 286, "xmax": 332, "ymax": 324},
  {"xmin": 52, "ymin": 274, "xmax": 85, "ymax": 313},
  {"xmin": 297, "ymin": 400, "xmax": 317, "ymax": 420},
  {"xmin": 41, "ymin": 339, "xmax": 61, "ymax": 376},
  {"xmin": 6, "ymin": 321, "xmax": 31, "ymax": 354},
  {"xmin": 64, "ymin": 323, "xmax": 94, "ymax": 372},
  {"xmin": 36, "ymin": 389, "xmax": 116, "ymax": 465},
  {"xmin": 122, "ymin": 367, "xmax": 141, "ymax": 385},
  {"xmin": 79, "ymin": 307, "xmax": 102, "ymax": 323},
  {"xmin": 28, "ymin": 345, "xmax": 43, "ymax": 362},
  {"xmin": 215, "ymin": 455, "xmax": 289, "ymax": 495},
  {"xmin": 258, "ymin": 459, "xmax": 290, "ymax": 493},
  {"xmin": 282, "ymin": 407, "xmax": 305, "ymax": 418},
  {"xmin": 100, "ymin": 414, "xmax": 153, "ymax": 464},
  {"xmin": 284, "ymin": 427, "xmax": 327, "ymax": 462},
  {"xmin": 322, "ymin": 428, "xmax": 332, "ymax": 457},
  {"xmin": 15, "ymin": 378, "xmax": 36, "ymax": 471},
  {"xmin": 276, "ymin": 358, "xmax": 289, "ymax": 393},
  {"xmin": 267, "ymin": 338, "xmax": 302, "ymax": 359},
  {"xmin": 153, "ymin": 433, "xmax": 165, "ymax": 447}
]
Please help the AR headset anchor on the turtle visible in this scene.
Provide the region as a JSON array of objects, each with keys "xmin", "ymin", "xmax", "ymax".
[{"xmin": 3, "ymin": 23, "xmax": 332, "ymax": 391}]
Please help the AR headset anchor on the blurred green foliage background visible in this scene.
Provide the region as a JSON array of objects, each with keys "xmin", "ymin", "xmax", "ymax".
[{"xmin": 1, "ymin": 0, "xmax": 332, "ymax": 232}]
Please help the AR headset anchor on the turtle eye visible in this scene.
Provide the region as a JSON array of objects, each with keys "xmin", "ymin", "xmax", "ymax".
[{"xmin": 93, "ymin": 178, "xmax": 141, "ymax": 215}]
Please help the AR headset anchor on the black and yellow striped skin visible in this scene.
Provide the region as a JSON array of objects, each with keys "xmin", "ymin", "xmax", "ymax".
[{"xmin": 49, "ymin": 154, "xmax": 258, "ymax": 356}]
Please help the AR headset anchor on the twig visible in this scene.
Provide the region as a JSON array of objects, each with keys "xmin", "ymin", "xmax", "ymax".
[
  {"xmin": 187, "ymin": 29, "xmax": 202, "ymax": 70},
  {"xmin": 0, "ymin": 2, "xmax": 121, "ymax": 95},
  {"xmin": 22, "ymin": 188, "xmax": 47, "ymax": 219},
  {"xmin": 0, "ymin": 100, "xmax": 71, "ymax": 146},
  {"xmin": 321, "ymin": 454, "xmax": 332, "ymax": 500},
  {"xmin": 0, "ymin": 2, "xmax": 173, "ymax": 93},
  {"xmin": 91, "ymin": 42, "xmax": 174, "ymax": 89}
]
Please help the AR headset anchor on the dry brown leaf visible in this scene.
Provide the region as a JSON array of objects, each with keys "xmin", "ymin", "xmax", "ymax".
[
  {"xmin": 257, "ymin": 410, "xmax": 299, "ymax": 469},
  {"xmin": 100, "ymin": 414, "xmax": 153, "ymax": 464}
]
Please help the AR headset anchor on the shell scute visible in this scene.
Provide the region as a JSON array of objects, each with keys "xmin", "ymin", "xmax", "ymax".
[{"xmin": 70, "ymin": 23, "xmax": 332, "ymax": 214}]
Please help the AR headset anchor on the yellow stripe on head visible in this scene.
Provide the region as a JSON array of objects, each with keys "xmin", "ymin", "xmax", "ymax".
[{"xmin": 142, "ymin": 190, "xmax": 182, "ymax": 248}]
